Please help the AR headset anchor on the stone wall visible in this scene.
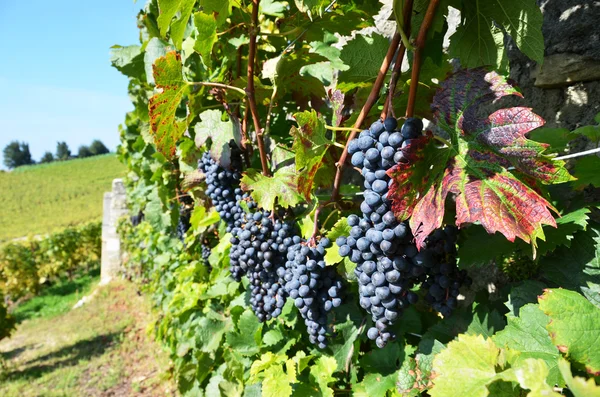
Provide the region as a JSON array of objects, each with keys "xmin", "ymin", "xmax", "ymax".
[
  {"xmin": 506, "ymin": 0, "xmax": 600, "ymax": 130},
  {"xmin": 100, "ymin": 179, "xmax": 128, "ymax": 284}
]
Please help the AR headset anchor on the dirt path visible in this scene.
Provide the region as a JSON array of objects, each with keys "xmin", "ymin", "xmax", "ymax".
[{"xmin": 0, "ymin": 281, "xmax": 174, "ymax": 396}]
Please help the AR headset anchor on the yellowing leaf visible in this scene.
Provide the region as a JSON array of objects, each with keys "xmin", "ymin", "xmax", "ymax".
[
  {"xmin": 149, "ymin": 52, "xmax": 189, "ymax": 157},
  {"xmin": 240, "ymin": 167, "xmax": 303, "ymax": 212}
]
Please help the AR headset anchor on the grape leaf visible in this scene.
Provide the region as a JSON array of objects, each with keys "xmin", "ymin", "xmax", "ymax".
[
  {"xmin": 264, "ymin": 49, "xmax": 329, "ymax": 99},
  {"xmin": 226, "ymin": 309, "xmax": 263, "ymax": 356},
  {"xmin": 397, "ymin": 339, "xmax": 445, "ymax": 396},
  {"xmin": 573, "ymin": 156, "xmax": 600, "ymax": 188},
  {"xmin": 558, "ymin": 358, "xmax": 600, "ymax": 397},
  {"xmin": 149, "ymin": 52, "xmax": 190, "ymax": 157},
  {"xmin": 538, "ymin": 288, "xmax": 600, "ymax": 375},
  {"xmin": 190, "ymin": 206, "xmax": 220, "ymax": 235},
  {"xmin": 263, "ymin": 329, "xmax": 284, "ymax": 346},
  {"xmin": 535, "ymin": 207, "xmax": 590, "ymax": 256},
  {"xmin": 309, "ymin": 356, "xmax": 337, "ymax": 397},
  {"xmin": 262, "ymin": 366, "xmax": 294, "ymax": 397},
  {"xmin": 144, "ymin": 38, "xmax": 174, "ymax": 85},
  {"xmin": 199, "ymin": 0, "xmax": 232, "ymax": 27},
  {"xmin": 194, "ymin": 109, "xmax": 237, "ymax": 167},
  {"xmin": 193, "ymin": 12, "xmax": 218, "ymax": 66},
  {"xmin": 324, "ymin": 217, "xmax": 350, "ymax": 266},
  {"xmin": 157, "ymin": 0, "xmax": 196, "ymax": 50},
  {"xmin": 540, "ymin": 224, "xmax": 600, "ymax": 307},
  {"xmin": 240, "ymin": 167, "xmax": 303, "ymax": 212},
  {"xmin": 355, "ymin": 343, "xmax": 409, "ymax": 396},
  {"xmin": 447, "ymin": 0, "xmax": 543, "ymax": 70},
  {"xmin": 110, "ymin": 45, "xmax": 145, "ymax": 80},
  {"xmin": 292, "ymin": 110, "xmax": 334, "ymax": 199},
  {"xmin": 430, "ymin": 334, "xmax": 501, "ymax": 397},
  {"xmin": 492, "ymin": 304, "xmax": 562, "ymax": 387},
  {"xmin": 196, "ymin": 315, "xmax": 232, "ymax": 353},
  {"xmin": 338, "ymin": 33, "xmax": 389, "ymax": 91},
  {"xmin": 505, "ymin": 280, "xmax": 546, "ymax": 317},
  {"xmin": 388, "ymin": 68, "xmax": 574, "ymax": 252}
]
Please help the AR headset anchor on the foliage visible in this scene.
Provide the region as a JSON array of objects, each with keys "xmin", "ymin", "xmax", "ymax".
[
  {"xmin": 78, "ymin": 145, "xmax": 93, "ymax": 158},
  {"xmin": 0, "ymin": 154, "xmax": 125, "ymax": 242},
  {"xmin": 40, "ymin": 151, "xmax": 54, "ymax": 164},
  {"xmin": 2, "ymin": 141, "xmax": 34, "ymax": 169},
  {"xmin": 89, "ymin": 140, "xmax": 110, "ymax": 156},
  {"xmin": 0, "ymin": 222, "xmax": 101, "ymax": 303},
  {"xmin": 55, "ymin": 141, "xmax": 71, "ymax": 161},
  {"xmin": 113, "ymin": 0, "xmax": 600, "ymax": 396}
]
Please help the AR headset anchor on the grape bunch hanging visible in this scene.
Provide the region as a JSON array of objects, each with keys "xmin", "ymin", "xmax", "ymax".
[
  {"xmin": 197, "ymin": 147, "xmax": 344, "ymax": 348},
  {"xmin": 336, "ymin": 117, "xmax": 471, "ymax": 348}
]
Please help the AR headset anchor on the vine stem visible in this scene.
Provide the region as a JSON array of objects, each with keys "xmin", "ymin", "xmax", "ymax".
[
  {"xmin": 246, "ymin": 0, "xmax": 270, "ymax": 176},
  {"xmin": 325, "ymin": 125, "xmax": 363, "ymax": 133},
  {"xmin": 330, "ymin": 32, "xmax": 402, "ymax": 203},
  {"xmin": 382, "ymin": 0, "xmax": 414, "ymax": 119},
  {"xmin": 188, "ymin": 81, "xmax": 246, "ymax": 96},
  {"xmin": 405, "ymin": 0, "xmax": 440, "ymax": 118}
]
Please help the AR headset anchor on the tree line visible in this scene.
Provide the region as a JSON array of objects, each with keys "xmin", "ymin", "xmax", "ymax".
[{"xmin": 2, "ymin": 140, "xmax": 110, "ymax": 169}]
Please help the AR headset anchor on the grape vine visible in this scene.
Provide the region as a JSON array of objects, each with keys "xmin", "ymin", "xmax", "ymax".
[{"xmin": 112, "ymin": 0, "xmax": 600, "ymax": 395}]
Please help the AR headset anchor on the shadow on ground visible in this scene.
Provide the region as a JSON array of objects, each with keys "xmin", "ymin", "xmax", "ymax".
[{"xmin": 1, "ymin": 331, "xmax": 122, "ymax": 381}]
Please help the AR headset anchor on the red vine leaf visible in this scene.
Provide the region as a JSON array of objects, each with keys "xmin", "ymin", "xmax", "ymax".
[
  {"xmin": 148, "ymin": 51, "xmax": 189, "ymax": 158},
  {"xmin": 292, "ymin": 110, "xmax": 335, "ymax": 199},
  {"xmin": 388, "ymin": 68, "xmax": 574, "ymax": 254}
]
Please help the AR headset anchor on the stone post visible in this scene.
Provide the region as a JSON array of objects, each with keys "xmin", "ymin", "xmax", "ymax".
[{"xmin": 100, "ymin": 179, "xmax": 129, "ymax": 284}]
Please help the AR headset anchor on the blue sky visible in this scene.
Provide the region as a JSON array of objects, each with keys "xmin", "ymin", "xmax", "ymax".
[{"xmin": 0, "ymin": 1, "xmax": 144, "ymax": 168}]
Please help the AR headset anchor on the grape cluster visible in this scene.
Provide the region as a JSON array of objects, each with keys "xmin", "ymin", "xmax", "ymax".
[
  {"xmin": 198, "ymin": 152, "xmax": 249, "ymax": 232},
  {"xmin": 284, "ymin": 238, "xmax": 343, "ymax": 348},
  {"xmin": 229, "ymin": 211, "xmax": 298, "ymax": 321},
  {"xmin": 130, "ymin": 211, "xmax": 145, "ymax": 227},
  {"xmin": 337, "ymin": 117, "xmax": 470, "ymax": 348}
]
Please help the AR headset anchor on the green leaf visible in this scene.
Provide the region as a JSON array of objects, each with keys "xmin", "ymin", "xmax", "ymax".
[
  {"xmin": 149, "ymin": 51, "xmax": 189, "ymax": 157},
  {"xmin": 190, "ymin": 205, "xmax": 220, "ymax": 235},
  {"xmin": 263, "ymin": 329, "xmax": 284, "ymax": 346},
  {"xmin": 199, "ymin": 0, "xmax": 232, "ymax": 27},
  {"xmin": 329, "ymin": 303, "xmax": 362, "ymax": 371},
  {"xmin": 110, "ymin": 45, "xmax": 145, "ymax": 79},
  {"xmin": 430, "ymin": 334, "xmax": 501, "ymax": 397},
  {"xmin": 157, "ymin": 0, "xmax": 196, "ymax": 50},
  {"xmin": 226, "ymin": 309, "xmax": 263, "ymax": 356},
  {"xmin": 499, "ymin": 358, "xmax": 561, "ymax": 397},
  {"xmin": 144, "ymin": 37, "xmax": 175, "ymax": 85},
  {"xmin": 324, "ymin": 217, "xmax": 350, "ymax": 266},
  {"xmin": 260, "ymin": 0, "xmax": 287, "ymax": 17},
  {"xmin": 493, "ymin": 304, "xmax": 562, "ymax": 387},
  {"xmin": 397, "ymin": 339, "xmax": 445, "ymax": 396},
  {"xmin": 447, "ymin": 0, "xmax": 544, "ymax": 70},
  {"xmin": 294, "ymin": 0, "xmax": 329, "ymax": 16},
  {"xmin": 263, "ymin": 366, "xmax": 294, "ymax": 397},
  {"xmin": 529, "ymin": 127, "xmax": 576, "ymax": 153},
  {"xmin": 505, "ymin": 280, "xmax": 546, "ymax": 317},
  {"xmin": 240, "ymin": 167, "xmax": 303, "ymax": 212},
  {"xmin": 338, "ymin": 33, "xmax": 389, "ymax": 90},
  {"xmin": 457, "ymin": 226, "xmax": 516, "ymax": 267},
  {"xmin": 536, "ymin": 207, "xmax": 590, "ymax": 256},
  {"xmin": 448, "ymin": 15, "xmax": 508, "ymax": 72},
  {"xmin": 193, "ymin": 12, "xmax": 218, "ymax": 66},
  {"xmin": 538, "ymin": 288, "xmax": 600, "ymax": 375},
  {"xmin": 356, "ymin": 343, "xmax": 410, "ymax": 396},
  {"xmin": 196, "ymin": 314, "xmax": 231, "ymax": 353},
  {"xmin": 573, "ymin": 124, "xmax": 600, "ymax": 145},
  {"xmin": 309, "ymin": 356, "xmax": 337, "ymax": 397},
  {"xmin": 540, "ymin": 224, "xmax": 600, "ymax": 307},
  {"xmin": 558, "ymin": 358, "xmax": 600, "ymax": 397},
  {"xmin": 573, "ymin": 155, "xmax": 600, "ymax": 188},
  {"xmin": 194, "ymin": 109, "xmax": 237, "ymax": 167}
]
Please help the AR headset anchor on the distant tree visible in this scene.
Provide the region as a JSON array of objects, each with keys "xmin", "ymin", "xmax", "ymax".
[
  {"xmin": 78, "ymin": 145, "xmax": 93, "ymax": 158},
  {"xmin": 40, "ymin": 152, "xmax": 54, "ymax": 163},
  {"xmin": 56, "ymin": 142, "xmax": 71, "ymax": 161},
  {"xmin": 89, "ymin": 140, "xmax": 110, "ymax": 156},
  {"xmin": 3, "ymin": 141, "xmax": 34, "ymax": 169}
]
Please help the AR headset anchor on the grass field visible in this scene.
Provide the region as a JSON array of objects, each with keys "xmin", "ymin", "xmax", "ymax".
[
  {"xmin": 0, "ymin": 155, "xmax": 126, "ymax": 242},
  {"xmin": 0, "ymin": 280, "xmax": 174, "ymax": 396}
]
